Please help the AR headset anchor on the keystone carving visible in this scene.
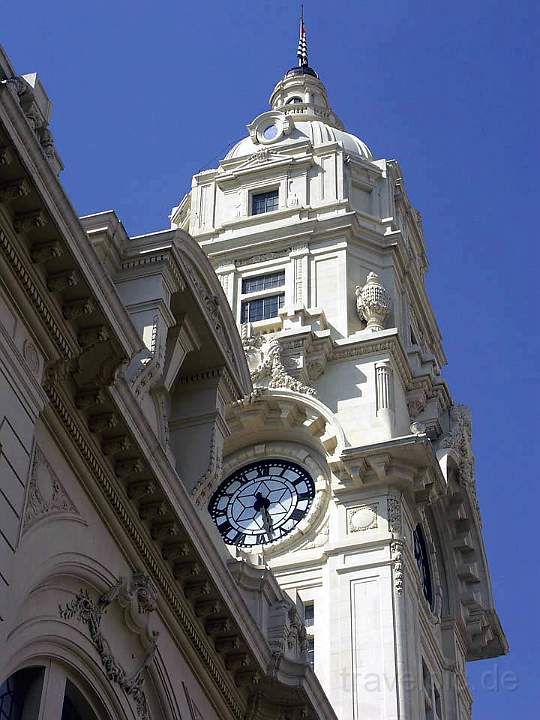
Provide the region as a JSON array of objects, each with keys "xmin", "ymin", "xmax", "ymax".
[
  {"xmin": 243, "ymin": 334, "xmax": 316, "ymax": 397},
  {"xmin": 355, "ymin": 272, "xmax": 391, "ymax": 331}
]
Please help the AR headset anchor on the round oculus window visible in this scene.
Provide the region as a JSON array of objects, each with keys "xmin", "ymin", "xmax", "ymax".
[{"xmin": 262, "ymin": 124, "xmax": 279, "ymax": 141}]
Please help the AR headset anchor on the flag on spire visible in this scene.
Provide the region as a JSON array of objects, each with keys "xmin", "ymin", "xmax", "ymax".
[{"xmin": 297, "ymin": 5, "xmax": 308, "ymax": 67}]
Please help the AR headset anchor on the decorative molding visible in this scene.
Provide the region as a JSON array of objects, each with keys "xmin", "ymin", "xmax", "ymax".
[
  {"xmin": 2, "ymin": 74, "xmax": 63, "ymax": 173},
  {"xmin": 390, "ymin": 540, "xmax": 404, "ymax": 595},
  {"xmin": 23, "ymin": 445, "xmax": 79, "ymax": 531},
  {"xmin": 44, "ymin": 383, "xmax": 244, "ymax": 720},
  {"xmin": 0, "ymin": 229, "xmax": 73, "ymax": 359},
  {"xmin": 192, "ymin": 427, "xmax": 223, "ymax": 507},
  {"xmin": 59, "ymin": 573, "xmax": 159, "ymax": 720},
  {"xmin": 22, "ymin": 338, "xmax": 40, "ymax": 374},
  {"xmin": 0, "ymin": 177, "xmax": 30, "ymax": 202},
  {"xmin": 300, "ymin": 519, "xmax": 329, "ymax": 550},
  {"xmin": 387, "ymin": 497, "xmax": 402, "ymax": 535},
  {"xmin": 234, "ymin": 247, "xmax": 291, "ymax": 267},
  {"xmin": 267, "ymin": 600, "xmax": 307, "ymax": 663},
  {"xmin": 331, "ymin": 335, "xmax": 413, "ymax": 390},
  {"xmin": 347, "ymin": 504, "xmax": 378, "ymax": 533},
  {"xmin": 439, "ymin": 404, "xmax": 481, "ymax": 522},
  {"xmin": 14, "ymin": 209, "xmax": 48, "ymax": 234}
]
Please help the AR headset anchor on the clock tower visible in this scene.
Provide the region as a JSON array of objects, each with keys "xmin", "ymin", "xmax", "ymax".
[{"xmin": 170, "ymin": 22, "xmax": 507, "ymax": 720}]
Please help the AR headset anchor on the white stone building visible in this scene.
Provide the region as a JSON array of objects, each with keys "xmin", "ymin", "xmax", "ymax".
[
  {"xmin": 0, "ymin": 20, "xmax": 507, "ymax": 720},
  {"xmin": 170, "ymin": 33, "xmax": 508, "ymax": 720},
  {"xmin": 0, "ymin": 47, "xmax": 335, "ymax": 720}
]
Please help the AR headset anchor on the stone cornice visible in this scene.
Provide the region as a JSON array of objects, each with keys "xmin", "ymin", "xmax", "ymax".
[
  {"xmin": 42, "ymin": 380, "xmax": 247, "ymax": 719},
  {"xmin": 0, "ymin": 82, "xmax": 141, "ymax": 359},
  {"xmin": 331, "ymin": 329, "xmax": 413, "ymax": 389}
]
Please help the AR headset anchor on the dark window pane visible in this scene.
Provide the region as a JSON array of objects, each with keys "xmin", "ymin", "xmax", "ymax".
[
  {"xmin": 307, "ymin": 637, "xmax": 315, "ymax": 668},
  {"xmin": 304, "ymin": 602, "xmax": 314, "ymax": 628},
  {"xmin": 0, "ymin": 667, "xmax": 44, "ymax": 720},
  {"xmin": 241, "ymin": 293, "xmax": 285, "ymax": 323},
  {"xmin": 62, "ymin": 681, "xmax": 99, "ymax": 720},
  {"xmin": 251, "ymin": 190, "xmax": 279, "ymax": 215},
  {"xmin": 242, "ymin": 271, "xmax": 285, "ymax": 294}
]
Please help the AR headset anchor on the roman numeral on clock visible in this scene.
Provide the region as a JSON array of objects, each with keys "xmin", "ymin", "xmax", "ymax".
[
  {"xmin": 231, "ymin": 531, "xmax": 246, "ymax": 545},
  {"xmin": 291, "ymin": 508, "xmax": 305, "ymax": 521}
]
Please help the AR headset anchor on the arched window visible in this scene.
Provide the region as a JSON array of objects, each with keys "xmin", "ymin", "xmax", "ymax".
[
  {"xmin": 0, "ymin": 666, "xmax": 103, "ymax": 720},
  {"xmin": 0, "ymin": 667, "xmax": 44, "ymax": 720},
  {"xmin": 61, "ymin": 681, "xmax": 98, "ymax": 720}
]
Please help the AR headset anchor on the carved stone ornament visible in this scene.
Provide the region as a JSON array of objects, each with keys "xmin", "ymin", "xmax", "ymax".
[
  {"xmin": 355, "ymin": 272, "xmax": 391, "ymax": 331},
  {"xmin": 23, "ymin": 445, "xmax": 79, "ymax": 531},
  {"xmin": 387, "ymin": 497, "xmax": 402, "ymax": 535},
  {"xmin": 192, "ymin": 427, "xmax": 223, "ymax": 507},
  {"xmin": 59, "ymin": 573, "xmax": 159, "ymax": 720},
  {"xmin": 242, "ymin": 333, "xmax": 316, "ymax": 397},
  {"xmin": 267, "ymin": 600, "xmax": 307, "ymax": 663},
  {"xmin": 347, "ymin": 504, "xmax": 378, "ymax": 533},
  {"xmin": 439, "ymin": 405, "xmax": 481, "ymax": 521},
  {"xmin": 390, "ymin": 540, "xmax": 404, "ymax": 595},
  {"xmin": 300, "ymin": 519, "xmax": 329, "ymax": 550}
]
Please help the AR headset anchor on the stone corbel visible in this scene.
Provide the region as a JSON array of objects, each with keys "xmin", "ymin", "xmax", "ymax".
[{"xmin": 368, "ymin": 453, "xmax": 392, "ymax": 483}]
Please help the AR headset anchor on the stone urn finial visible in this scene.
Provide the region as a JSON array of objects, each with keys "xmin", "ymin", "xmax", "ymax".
[{"xmin": 355, "ymin": 272, "xmax": 391, "ymax": 332}]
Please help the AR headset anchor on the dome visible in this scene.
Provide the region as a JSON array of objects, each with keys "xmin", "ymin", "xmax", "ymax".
[{"xmin": 224, "ymin": 120, "xmax": 373, "ymax": 162}]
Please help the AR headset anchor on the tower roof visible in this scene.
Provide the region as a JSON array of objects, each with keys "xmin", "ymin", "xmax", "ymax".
[
  {"xmin": 286, "ymin": 5, "xmax": 319, "ymax": 79},
  {"xmin": 222, "ymin": 12, "xmax": 373, "ymax": 163}
]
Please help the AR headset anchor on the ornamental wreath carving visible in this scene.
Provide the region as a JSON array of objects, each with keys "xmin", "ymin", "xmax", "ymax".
[{"xmin": 59, "ymin": 573, "xmax": 158, "ymax": 719}]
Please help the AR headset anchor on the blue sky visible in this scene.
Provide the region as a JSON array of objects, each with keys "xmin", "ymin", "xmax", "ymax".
[{"xmin": 3, "ymin": 0, "xmax": 539, "ymax": 715}]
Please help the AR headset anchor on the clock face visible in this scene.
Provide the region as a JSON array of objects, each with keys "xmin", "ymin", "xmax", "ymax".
[
  {"xmin": 209, "ymin": 460, "xmax": 315, "ymax": 547},
  {"xmin": 413, "ymin": 524, "xmax": 433, "ymax": 608}
]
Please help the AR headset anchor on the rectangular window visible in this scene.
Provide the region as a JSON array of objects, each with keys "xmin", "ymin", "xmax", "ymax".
[
  {"xmin": 434, "ymin": 686, "xmax": 442, "ymax": 719},
  {"xmin": 422, "ymin": 659, "xmax": 443, "ymax": 720},
  {"xmin": 240, "ymin": 294, "xmax": 285, "ymax": 323},
  {"xmin": 242, "ymin": 270, "xmax": 285, "ymax": 294},
  {"xmin": 307, "ymin": 636, "xmax": 315, "ymax": 669},
  {"xmin": 251, "ymin": 189, "xmax": 279, "ymax": 215},
  {"xmin": 304, "ymin": 602, "xmax": 314, "ymax": 629}
]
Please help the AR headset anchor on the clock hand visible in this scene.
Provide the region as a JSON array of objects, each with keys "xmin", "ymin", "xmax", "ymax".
[
  {"xmin": 254, "ymin": 492, "xmax": 274, "ymax": 539},
  {"xmin": 261, "ymin": 505, "xmax": 274, "ymax": 539}
]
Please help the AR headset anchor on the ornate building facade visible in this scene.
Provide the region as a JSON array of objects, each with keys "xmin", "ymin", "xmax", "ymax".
[
  {"xmin": 170, "ymin": 30, "xmax": 508, "ymax": 720},
  {"xmin": 0, "ymin": 23, "xmax": 506, "ymax": 720},
  {"xmin": 0, "ymin": 47, "xmax": 334, "ymax": 720}
]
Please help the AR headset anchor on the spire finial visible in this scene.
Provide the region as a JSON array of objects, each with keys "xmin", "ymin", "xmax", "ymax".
[{"xmin": 296, "ymin": 5, "xmax": 308, "ymax": 67}]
